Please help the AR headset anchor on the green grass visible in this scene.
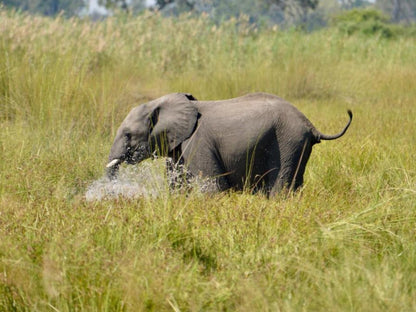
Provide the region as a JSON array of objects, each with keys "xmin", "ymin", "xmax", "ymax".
[{"xmin": 1, "ymin": 9, "xmax": 416, "ymax": 311}]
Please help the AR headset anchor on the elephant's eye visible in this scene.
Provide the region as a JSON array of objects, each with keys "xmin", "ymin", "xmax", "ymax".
[{"xmin": 125, "ymin": 132, "xmax": 132, "ymax": 140}]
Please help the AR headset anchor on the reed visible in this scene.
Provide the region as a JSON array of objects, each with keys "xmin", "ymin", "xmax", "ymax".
[{"xmin": 1, "ymin": 9, "xmax": 415, "ymax": 311}]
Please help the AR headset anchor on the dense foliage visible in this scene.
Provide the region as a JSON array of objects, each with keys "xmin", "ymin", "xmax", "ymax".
[
  {"xmin": 331, "ymin": 8, "xmax": 416, "ymax": 38},
  {"xmin": 0, "ymin": 0, "xmax": 84, "ymax": 16},
  {"xmin": 2, "ymin": 0, "xmax": 416, "ymax": 26}
]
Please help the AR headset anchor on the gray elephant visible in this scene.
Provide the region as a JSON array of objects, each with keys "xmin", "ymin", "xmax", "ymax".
[{"xmin": 106, "ymin": 92, "xmax": 352, "ymax": 196}]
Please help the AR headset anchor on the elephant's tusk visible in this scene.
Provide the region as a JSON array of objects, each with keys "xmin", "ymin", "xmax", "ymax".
[{"xmin": 106, "ymin": 159, "xmax": 120, "ymax": 168}]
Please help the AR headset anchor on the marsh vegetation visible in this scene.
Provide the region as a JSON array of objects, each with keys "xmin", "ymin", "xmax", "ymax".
[{"xmin": 0, "ymin": 9, "xmax": 415, "ymax": 311}]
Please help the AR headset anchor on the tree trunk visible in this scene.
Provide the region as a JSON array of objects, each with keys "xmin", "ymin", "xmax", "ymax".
[
  {"xmin": 392, "ymin": 0, "xmax": 401, "ymax": 22},
  {"xmin": 53, "ymin": 0, "xmax": 60, "ymax": 15}
]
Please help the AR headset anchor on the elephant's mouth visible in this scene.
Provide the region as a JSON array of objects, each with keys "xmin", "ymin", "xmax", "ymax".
[
  {"xmin": 125, "ymin": 144, "xmax": 150, "ymax": 164},
  {"xmin": 106, "ymin": 144, "xmax": 150, "ymax": 180}
]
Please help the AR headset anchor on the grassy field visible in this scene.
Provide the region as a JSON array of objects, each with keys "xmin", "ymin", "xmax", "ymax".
[{"xmin": 1, "ymin": 9, "xmax": 415, "ymax": 311}]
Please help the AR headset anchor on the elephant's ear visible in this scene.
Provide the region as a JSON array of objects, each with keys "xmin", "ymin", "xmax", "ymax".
[{"xmin": 149, "ymin": 93, "xmax": 198, "ymax": 151}]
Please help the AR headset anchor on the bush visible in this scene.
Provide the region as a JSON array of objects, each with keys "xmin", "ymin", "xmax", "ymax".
[
  {"xmin": 332, "ymin": 8, "xmax": 390, "ymax": 25},
  {"xmin": 331, "ymin": 9, "xmax": 398, "ymax": 38}
]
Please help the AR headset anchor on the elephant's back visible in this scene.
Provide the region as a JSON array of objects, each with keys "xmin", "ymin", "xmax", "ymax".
[
  {"xmin": 196, "ymin": 93, "xmax": 302, "ymax": 120},
  {"xmin": 195, "ymin": 93, "xmax": 316, "ymax": 141},
  {"xmin": 197, "ymin": 92, "xmax": 286, "ymax": 107}
]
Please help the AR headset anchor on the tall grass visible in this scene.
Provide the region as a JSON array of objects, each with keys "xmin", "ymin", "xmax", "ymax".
[{"xmin": 1, "ymin": 9, "xmax": 415, "ymax": 311}]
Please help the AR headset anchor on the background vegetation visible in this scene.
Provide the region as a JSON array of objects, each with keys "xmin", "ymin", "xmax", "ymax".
[
  {"xmin": 1, "ymin": 7, "xmax": 415, "ymax": 311},
  {"xmin": 2, "ymin": 0, "xmax": 416, "ymax": 27}
]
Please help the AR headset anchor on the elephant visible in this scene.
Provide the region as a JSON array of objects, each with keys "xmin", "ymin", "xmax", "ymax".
[{"xmin": 106, "ymin": 92, "xmax": 352, "ymax": 196}]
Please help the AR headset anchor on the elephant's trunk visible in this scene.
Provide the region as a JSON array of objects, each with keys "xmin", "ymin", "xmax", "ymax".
[
  {"xmin": 106, "ymin": 131, "xmax": 129, "ymax": 179},
  {"xmin": 106, "ymin": 158, "xmax": 122, "ymax": 180},
  {"xmin": 316, "ymin": 110, "xmax": 353, "ymax": 142}
]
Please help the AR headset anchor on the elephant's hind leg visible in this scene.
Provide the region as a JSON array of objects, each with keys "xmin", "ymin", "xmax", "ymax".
[{"xmin": 269, "ymin": 138, "xmax": 312, "ymax": 196}]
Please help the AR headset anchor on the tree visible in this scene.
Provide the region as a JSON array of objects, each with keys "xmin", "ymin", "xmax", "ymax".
[
  {"xmin": 87, "ymin": 0, "xmax": 324, "ymax": 25},
  {"xmin": 338, "ymin": 0, "xmax": 372, "ymax": 10},
  {"xmin": 376, "ymin": 0, "xmax": 416, "ymax": 23},
  {"xmin": 156, "ymin": 0, "xmax": 193, "ymax": 10},
  {"xmin": 101, "ymin": 0, "xmax": 321, "ymax": 23},
  {"xmin": 1, "ymin": 0, "xmax": 85, "ymax": 16},
  {"xmin": 99, "ymin": 0, "xmax": 128, "ymax": 10},
  {"xmin": 154, "ymin": 0, "xmax": 196, "ymax": 15}
]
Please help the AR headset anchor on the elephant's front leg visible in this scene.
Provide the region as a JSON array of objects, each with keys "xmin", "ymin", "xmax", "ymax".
[
  {"xmin": 187, "ymin": 160, "xmax": 231, "ymax": 193},
  {"xmin": 182, "ymin": 144, "xmax": 231, "ymax": 193},
  {"xmin": 165, "ymin": 157, "xmax": 192, "ymax": 191}
]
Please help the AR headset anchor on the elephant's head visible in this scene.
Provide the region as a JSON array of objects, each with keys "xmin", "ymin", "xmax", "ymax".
[{"xmin": 106, "ymin": 93, "xmax": 198, "ymax": 179}]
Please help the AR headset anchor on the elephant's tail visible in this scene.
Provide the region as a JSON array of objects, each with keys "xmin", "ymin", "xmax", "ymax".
[{"xmin": 315, "ymin": 110, "xmax": 353, "ymax": 142}]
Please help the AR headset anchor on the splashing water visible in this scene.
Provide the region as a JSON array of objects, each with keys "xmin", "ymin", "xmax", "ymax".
[
  {"xmin": 85, "ymin": 160, "xmax": 167, "ymax": 201},
  {"xmin": 85, "ymin": 158, "xmax": 217, "ymax": 201}
]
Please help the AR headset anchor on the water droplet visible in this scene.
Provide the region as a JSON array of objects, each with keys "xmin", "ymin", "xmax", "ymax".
[{"xmin": 85, "ymin": 158, "xmax": 218, "ymax": 201}]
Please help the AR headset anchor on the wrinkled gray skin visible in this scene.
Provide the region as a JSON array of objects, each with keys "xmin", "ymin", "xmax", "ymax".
[{"xmin": 107, "ymin": 92, "xmax": 352, "ymax": 196}]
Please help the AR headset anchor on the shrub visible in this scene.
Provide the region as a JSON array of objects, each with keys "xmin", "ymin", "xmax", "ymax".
[{"xmin": 331, "ymin": 9, "xmax": 398, "ymax": 38}]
